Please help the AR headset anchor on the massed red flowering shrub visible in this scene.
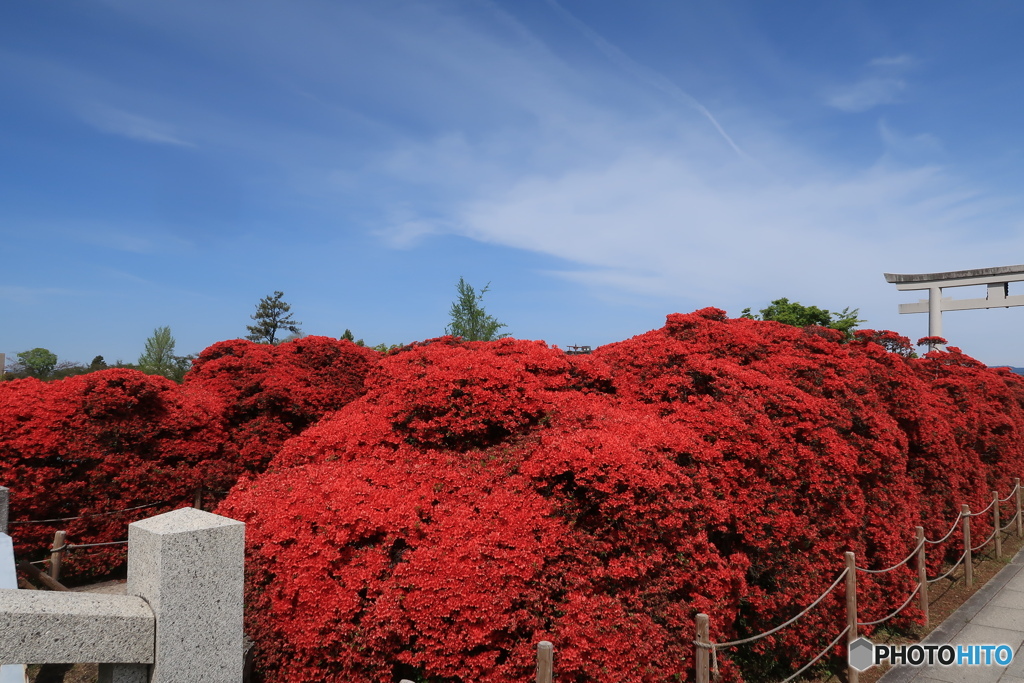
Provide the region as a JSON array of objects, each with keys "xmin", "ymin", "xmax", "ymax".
[
  {"xmin": 0, "ymin": 369, "xmax": 228, "ymax": 579},
  {"xmin": 222, "ymin": 311, "xmax": 1024, "ymax": 683},
  {"xmin": 184, "ymin": 336, "xmax": 379, "ymax": 477}
]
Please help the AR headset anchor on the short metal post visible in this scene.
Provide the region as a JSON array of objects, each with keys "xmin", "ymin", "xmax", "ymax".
[
  {"xmin": 536, "ymin": 641, "xmax": 553, "ymax": 683},
  {"xmin": 1016, "ymin": 478, "xmax": 1022, "ymax": 538},
  {"xmin": 916, "ymin": 527, "xmax": 928, "ymax": 627},
  {"xmin": 846, "ymin": 551, "xmax": 858, "ymax": 683},
  {"xmin": 994, "ymin": 491, "xmax": 1002, "ymax": 559},
  {"xmin": 695, "ymin": 613, "xmax": 710, "ymax": 683},
  {"xmin": 50, "ymin": 530, "xmax": 66, "ymax": 582},
  {"xmin": 962, "ymin": 505, "xmax": 973, "ymax": 588}
]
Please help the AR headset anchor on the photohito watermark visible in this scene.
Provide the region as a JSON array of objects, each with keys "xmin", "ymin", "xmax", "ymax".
[{"xmin": 849, "ymin": 637, "xmax": 1014, "ymax": 671}]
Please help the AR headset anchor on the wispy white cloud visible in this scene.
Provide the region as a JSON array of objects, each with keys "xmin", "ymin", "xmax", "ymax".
[
  {"xmin": 878, "ymin": 120, "xmax": 944, "ymax": 161},
  {"xmin": 16, "ymin": 2, "xmax": 1021, "ymax": 345},
  {"xmin": 0, "ymin": 286, "xmax": 89, "ymax": 306},
  {"xmin": 79, "ymin": 103, "xmax": 195, "ymax": 147},
  {"xmin": 826, "ymin": 77, "xmax": 906, "ymax": 112},
  {"xmin": 826, "ymin": 54, "xmax": 918, "ymax": 113},
  {"xmin": 870, "ymin": 54, "xmax": 917, "ymax": 68}
]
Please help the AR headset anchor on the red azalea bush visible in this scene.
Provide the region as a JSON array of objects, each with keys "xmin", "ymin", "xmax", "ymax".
[
  {"xmin": 218, "ymin": 313, "xmax": 1024, "ymax": 683},
  {"xmin": 0, "ymin": 336, "xmax": 377, "ymax": 580},
  {"xmin": 0, "ymin": 369, "xmax": 228, "ymax": 578},
  {"xmin": 4, "ymin": 311, "xmax": 1024, "ymax": 679},
  {"xmin": 184, "ymin": 336, "xmax": 378, "ymax": 477}
]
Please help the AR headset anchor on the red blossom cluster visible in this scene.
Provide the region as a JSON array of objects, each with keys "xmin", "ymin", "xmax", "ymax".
[
  {"xmin": 0, "ymin": 336, "xmax": 377, "ymax": 578},
  {"xmin": 184, "ymin": 336, "xmax": 379, "ymax": 476},
  {"xmin": 4, "ymin": 314, "xmax": 1024, "ymax": 682},
  {"xmin": 218, "ymin": 311, "xmax": 1024, "ymax": 683},
  {"xmin": 0, "ymin": 369, "xmax": 227, "ymax": 575}
]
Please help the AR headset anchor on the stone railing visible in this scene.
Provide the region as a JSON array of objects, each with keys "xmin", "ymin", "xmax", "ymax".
[{"xmin": 0, "ymin": 486, "xmax": 245, "ymax": 682}]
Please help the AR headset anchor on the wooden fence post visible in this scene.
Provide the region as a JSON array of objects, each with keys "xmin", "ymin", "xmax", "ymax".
[
  {"xmin": 916, "ymin": 526, "xmax": 928, "ymax": 628},
  {"xmin": 1016, "ymin": 478, "xmax": 1022, "ymax": 538},
  {"xmin": 962, "ymin": 505, "xmax": 972, "ymax": 588},
  {"xmin": 536, "ymin": 641, "xmax": 553, "ymax": 683},
  {"xmin": 193, "ymin": 488, "xmax": 203, "ymax": 511},
  {"xmin": 50, "ymin": 530, "xmax": 66, "ymax": 582},
  {"xmin": 845, "ymin": 551, "xmax": 858, "ymax": 683},
  {"xmin": 994, "ymin": 491, "xmax": 1002, "ymax": 559},
  {"xmin": 695, "ymin": 613, "xmax": 710, "ymax": 683}
]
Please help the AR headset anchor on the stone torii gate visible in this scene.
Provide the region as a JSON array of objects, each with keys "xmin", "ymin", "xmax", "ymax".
[{"xmin": 884, "ymin": 264, "xmax": 1024, "ymax": 339}]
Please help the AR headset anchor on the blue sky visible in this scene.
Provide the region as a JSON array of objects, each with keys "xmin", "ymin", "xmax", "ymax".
[{"xmin": 4, "ymin": 1, "xmax": 1024, "ymax": 368}]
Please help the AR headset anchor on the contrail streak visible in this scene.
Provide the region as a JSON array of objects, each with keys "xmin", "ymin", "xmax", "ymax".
[{"xmin": 543, "ymin": 0, "xmax": 747, "ymax": 159}]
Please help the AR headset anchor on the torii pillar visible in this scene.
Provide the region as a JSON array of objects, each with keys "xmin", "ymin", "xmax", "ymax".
[{"xmin": 884, "ymin": 264, "xmax": 1024, "ymax": 345}]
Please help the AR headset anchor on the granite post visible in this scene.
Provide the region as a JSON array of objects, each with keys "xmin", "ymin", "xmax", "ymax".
[
  {"xmin": 0, "ymin": 529, "xmax": 27, "ymax": 683},
  {"xmin": 0, "ymin": 486, "xmax": 8, "ymax": 536},
  {"xmin": 100, "ymin": 507, "xmax": 245, "ymax": 683}
]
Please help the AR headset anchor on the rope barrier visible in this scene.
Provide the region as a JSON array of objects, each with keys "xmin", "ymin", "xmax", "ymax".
[
  {"xmin": 693, "ymin": 639, "xmax": 721, "ymax": 679},
  {"xmin": 971, "ymin": 527, "xmax": 998, "ymax": 553},
  {"xmin": 691, "ymin": 480, "xmax": 1019, "ymax": 681},
  {"xmin": 999, "ymin": 483, "xmax": 1020, "ymax": 503},
  {"xmin": 779, "ymin": 626, "xmax": 851, "ymax": 683},
  {"xmin": 856, "ymin": 539, "xmax": 923, "ymax": 574},
  {"xmin": 9, "ymin": 501, "xmax": 168, "ymax": 525},
  {"xmin": 927, "ymin": 548, "xmax": 969, "ymax": 584},
  {"xmin": 925, "ymin": 512, "xmax": 963, "ymax": 545},
  {"xmin": 967, "ymin": 497, "xmax": 997, "ymax": 517},
  {"xmin": 1002, "ymin": 511, "xmax": 1020, "ymax": 533},
  {"xmin": 50, "ymin": 539, "xmax": 129, "ymax": 553},
  {"xmin": 704, "ymin": 568, "xmax": 848, "ymax": 649},
  {"xmin": 857, "ymin": 584, "xmax": 921, "ymax": 627}
]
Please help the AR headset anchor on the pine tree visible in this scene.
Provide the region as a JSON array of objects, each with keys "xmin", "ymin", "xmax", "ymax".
[{"xmin": 246, "ymin": 291, "xmax": 302, "ymax": 345}]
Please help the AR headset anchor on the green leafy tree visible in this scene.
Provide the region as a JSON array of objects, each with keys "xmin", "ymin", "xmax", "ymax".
[
  {"xmin": 17, "ymin": 347, "xmax": 58, "ymax": 378},
  {"xmin": 168, "ymin": 354, "xmax": 196, "ymax": 383},
  {"xmin": 89, "ymin": 356, "xmax": 109, "ymax": 371},
  {"xmin": 137, "ymin": 327, "xmax": 194, "ymax": 382},
  {"xmin": 741, "ymin": 298, "xmax": 864, "ymax": 339},
  {"xmin": 138, "ymin": 326, "xmax": 178, "ymax": 378},
  {"xmin": 246, "ymin": 291, "xmax": 302, "ymax": 345},
  {"xmin": 445, "ymin": 277, "xmax": 510, "ymax": 341},
  {"xmin": 341, "ymin": 329, "xmax": 370, "ymax": 347}
]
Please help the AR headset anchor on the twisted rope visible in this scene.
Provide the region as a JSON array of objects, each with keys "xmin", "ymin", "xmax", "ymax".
[
  {"xmin": 927, "ymin": 547, "xmax": 969, "ymax": 584},
  {"xmin": 999, "ymin": 483, "xmax": 1019, "ymax": 503},
  {"xmin": 1001, "ymin": 511, "xmax": 1020, "ymax": 532},
  {"xmin": 857, "ymin": 584, "xmax": 921, "ymax": 627},
  {"xmin": 967, "ymin": 497, "xmax": 996, "ymax": 517},
  {"xmin": 971, "ymin": 527, "xmax": 998, "ymax": 553},
  {"xmin": 9, "ymin": 501, "xmax": 167, "ymax": 525},
  {"xmin": 696, "ymin": 627, "xmax": 853, "ymax": 683},
  {"xmin": 703, "ymin": 568, "xmax": 848, "ymax": 649},
  {"xmin": 925, "ymin": 512, "xmax": 963, "ymax": 545},
  {"xmin": 50, "ymin": 539, "xmax": 128, "ymax": 553},
  {"xmin": 780, "ymin": 626, "xmax": 851, "ymax": 683},
  {"xmin": 856, "ymin": 539, "xmax": 923, "ymax": 574}
]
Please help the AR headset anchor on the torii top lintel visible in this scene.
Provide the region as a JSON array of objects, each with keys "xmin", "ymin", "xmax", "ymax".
[
  {"xmin": 883, "ymin": 263, "xmax": 1024, "ymax": 338},
  {"xmin": 884, "ymin": 264, "xmax": 1024, "ymax": 290}
]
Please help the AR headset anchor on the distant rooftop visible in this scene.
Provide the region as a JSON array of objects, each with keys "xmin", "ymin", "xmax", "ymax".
[{"xmin": 884, "ymin": 264, "xmax": 1024, "ymax": 284}]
